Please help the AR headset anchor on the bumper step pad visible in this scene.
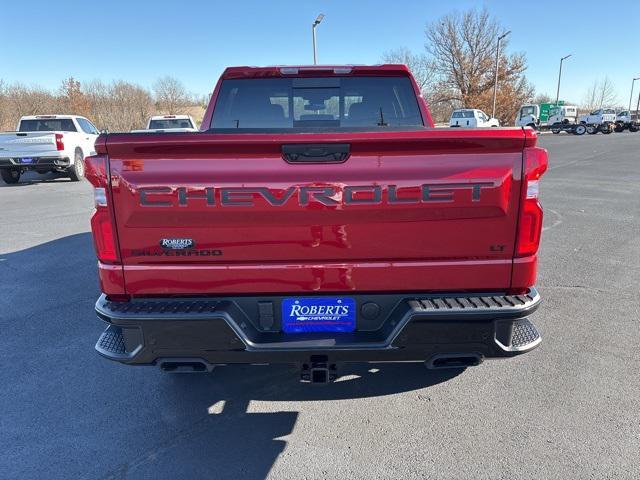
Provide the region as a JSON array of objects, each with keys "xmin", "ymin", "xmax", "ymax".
[
  {"xmin": 408, "ymin": 291, "xmax": 538, "ymax": 317},
  {"xmin": 494, "ymin": 317, "xmax": 541, "ymax": 352},
  {"xmin": 95, "ymin": 325, "xmax": 141, "ymax": 360},
  {"xmin": 510, "ymin": 318, "xmax": 541, "ymax": 349}
]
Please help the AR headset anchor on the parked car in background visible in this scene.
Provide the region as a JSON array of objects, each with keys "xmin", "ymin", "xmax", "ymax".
[
  {"xmin": 579, "ymin": 108, "xmax": 616, "ymax": 134},
  {"xmin": 449, "ymin": 109, "xmax": 499, "ymax": 128},
  {"xmin": 0, "ymin": 115, "xmax": 99, "ymax": 184},
  {"xmin": 131, "ymin": 115, "xmax": 198, "ymax": 133},
  {"xmin": 614, "ymin": 110, "xmax": 639, "ymax": 132}
]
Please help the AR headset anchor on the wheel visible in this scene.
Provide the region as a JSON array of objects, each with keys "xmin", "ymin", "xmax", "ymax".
[
  {"xmin": 586, "ymin": 125, "xmax": 598, "ymax": 134},
  {"xmin": 614, "ymin": 124, "xmax": 624, "ymax": 133},
  {"xmin": 601, "ymin": 124, "xmax": 613, "ymax": 134},
  {"xmin": 630, "ymin": 124, "xmax": 639, "ymax": 133},
  {"xmin": 552, "ymin": 128, "xmax": 560, "ymax": 134},
  {"xmin": 574, "ymin": 124, "xmax": 587, "ymax": 135},
  {"xmin": 68, "ymin": 149, "xmax": 85, "ymax": 181},
  {"xmin": 1, "ymin": 168, "xmax": 21, "ymax": 184}
]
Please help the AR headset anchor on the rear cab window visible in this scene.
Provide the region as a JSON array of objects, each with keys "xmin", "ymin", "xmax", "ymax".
[
  {"xmin": 210, "ymin": 76, "xmax": 423, "ymax": 131},
  {"xmin": 19, "ymin": 118, "xmax": 77, "ymax": 132},
  {"xmin": 451, "ymin": 111, "xmax": 475, "ymax": 119},
  {"xmin": 149, "ymin": 118, "xmax": 194, "ymax": 129}
]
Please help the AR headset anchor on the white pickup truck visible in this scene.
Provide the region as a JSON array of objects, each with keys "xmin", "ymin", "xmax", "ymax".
[
  {"xmin": 131, "ymin": 115, "xmax": 198, "ymax": 133},
  {"xmin": 614, "ymin": 111, "xmax": 639, "ymax": 132},
  {"xmin": 579, "ymin": 108, "xmax": 617, "ymax": 134},
  {"xmin": 449, "ymin": 109, "xmax": 499, "ymax": 128},
  {"xmin": 0, "ymin": 115, "xmax": 99, "ymax": 184}
]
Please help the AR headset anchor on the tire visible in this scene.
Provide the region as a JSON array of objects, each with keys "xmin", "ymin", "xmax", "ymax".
[
  {"xmin": 614, "ymin": 124, "xmax": 624, "ymax": 133},
  {"xmin": 574, "ymin": 124, "xmax": 587, "ymax": 135},
  {"xmin": 587, "ymin": 125, "xmax": 598, "ymax": 135},
  {"xmin": 552, "ymin": 128, "xmax": 560, "ymax": 134},
  {"xmin": 1, "ymin": 168, "xmax": 21, "ymax": 184},
  {"xmin": 629, "ymin": 124, "xmax": 639, "ymax": 133},
  {"xmin": 69, "ymin": 149, "xmax": 85, "ymax": 181},
  {"xmin": 601, "ymin": 124, "xmax": 612, "ymax": 134}
]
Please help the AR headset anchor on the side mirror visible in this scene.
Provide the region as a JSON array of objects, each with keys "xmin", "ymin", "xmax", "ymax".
[{"xmin": 100, "ymin": 129, "xmax": 109, "ymax": 135}]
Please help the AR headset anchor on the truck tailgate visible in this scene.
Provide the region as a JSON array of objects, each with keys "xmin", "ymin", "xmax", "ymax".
[
  {"xmin": 104, "ymin": 129, "xmax": 527, "ymax": 295},
  {"xmin": 0, "ymin": 132, "xmax": 58, "ymax": 157}
]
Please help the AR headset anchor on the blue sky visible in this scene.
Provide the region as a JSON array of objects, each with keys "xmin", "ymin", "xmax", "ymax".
[{"xmin": 2, "ymin": 0, "xmax": 639, "ymax": 106}]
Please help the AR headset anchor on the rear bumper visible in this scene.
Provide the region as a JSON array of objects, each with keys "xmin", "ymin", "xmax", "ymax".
[
  {"xmin": 94, "ymin": 289, "xmax": 542, "ymax": 366},
  {"xmin": 0, "ymin": 156, "xmax": 70, "ymax": 169}
]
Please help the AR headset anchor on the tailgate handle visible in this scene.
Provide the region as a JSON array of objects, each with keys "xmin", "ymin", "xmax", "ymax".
[{"xmin": 282, "ymin": 144, "xmax": 350, "ymax": 163}]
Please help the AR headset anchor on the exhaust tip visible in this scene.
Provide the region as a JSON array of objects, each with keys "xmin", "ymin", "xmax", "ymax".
[
  {"xmin": 158, "ymin": 358, "xmax": 214, "ymax": 373},
  {"xmin": 426, "ymin": 353, "xmax": 483, "ymax": 370}
]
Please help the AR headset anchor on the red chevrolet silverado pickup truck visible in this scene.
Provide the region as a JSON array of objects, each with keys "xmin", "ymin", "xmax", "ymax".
[{"xmin": 86, "ymin": 64, "xmax": 547, "ymax": 382}]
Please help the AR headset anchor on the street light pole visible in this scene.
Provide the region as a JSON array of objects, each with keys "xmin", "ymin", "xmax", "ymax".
[
  {"xmin": 628, "ymin": 77, "xmax": 640, "ymax": 113},
  {"xmin": 555, "ymin": 54, "xmax": 572, "ymax": 105},
  {"xmin": 312, "ymin": 14, "xmax": 324, "ymax": 65},
  {"xmin": 492, "ymin": 30, "xmax": 511, "ymax": 119}
]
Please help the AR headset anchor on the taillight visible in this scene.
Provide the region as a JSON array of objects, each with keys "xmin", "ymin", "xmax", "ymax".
[
  {"xmin": 85, "ymin": 156, "xmax": 119, "ymax": 263},
  {"xmin": 55, "ymin": 133, "xmax": 64, "ymax": 151},
  {"xmin": 516, "ymin": 147, "xmax": 548, "ymax": 257}
]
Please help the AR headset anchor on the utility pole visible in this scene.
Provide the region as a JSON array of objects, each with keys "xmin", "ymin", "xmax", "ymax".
[
  {"xmin": 628, "ymin": 77, "xmax": 640, "ymax": 113},
  {"xmin": 555, "ymin": 54, "xmax": 572, "ymax": 105},
  {"xmin": 312, "ymin": 14, "xmax": 325, "ymax": 65},
  {"xmin": 492, "ymin": 30, "xmax": 511, "ymax": 119}
]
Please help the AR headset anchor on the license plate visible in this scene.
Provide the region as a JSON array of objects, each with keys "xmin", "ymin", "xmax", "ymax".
[
  {"xmin": 282, "ymin": 297, "xmax": 356, "ymax": 333},
  {"xmin": 20, "ymin": 158, "xmax": 34, "ymax": 164}
]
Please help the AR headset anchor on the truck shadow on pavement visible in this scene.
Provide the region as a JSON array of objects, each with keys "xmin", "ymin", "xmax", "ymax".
[
  {"xmin": 0, "ymin": 171, "xmax": 72, "ymax": 187},
  {"xmin": 1, "ymin": 232, "xmax": 463, "ymax": 480}
]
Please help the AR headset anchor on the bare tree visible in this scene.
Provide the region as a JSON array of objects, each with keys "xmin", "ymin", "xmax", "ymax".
[
  {"xmin": 59, "ymin": 77, "xmax": 91, "ymax": 117},
  {"xmin": 153, "ymin": 76, "xmax": 190, "ymax": 114},
  {"xmin": 0, "ymin": 75, "xmax": 202, "ymax": 132},
  {"xmin": 0, "ymin": 80, "xmax": 8, "ymax": 130},
  {"xmin": 532, "ymin": 93, "xmax": 553, "ymax": 104},
  {"xmin": 382, "ymin": 47, "xmax": 434, "ymax": 93},
  {"xmin": 1, "ymin": 83, "xmax": 59, "ymax": 129},
  {"xmin": 424, "ymin": 8, "xmax": 533, "ymax": 124},
  {"xmin": 381, "ymin": 48, "xmax": 456, "ymax": 121},
  {"xmin": 581, "ymin": 77, "xmax": 618, "ymax": 110},
  {"xmin": 85, "ymin": 80, "xmax": 154, "ymax": 132}
]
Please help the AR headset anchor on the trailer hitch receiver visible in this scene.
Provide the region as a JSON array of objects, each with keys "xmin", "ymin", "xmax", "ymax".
[{"xmin": 300, "ymin": 356, "xmax": 337, "ymax": 384}]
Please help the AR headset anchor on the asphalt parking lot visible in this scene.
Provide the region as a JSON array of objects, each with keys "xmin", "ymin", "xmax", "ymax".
[{"xmin": 1, "ymin": 132, "xmax": 639, "ymax": 479}]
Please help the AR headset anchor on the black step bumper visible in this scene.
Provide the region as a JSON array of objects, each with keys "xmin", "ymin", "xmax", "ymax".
[
  {"xmin": 0, "ymin": 157, "xmax": 70, "ymax": 169},
  {"xmin": 94, "ymin": 289, "xmax": 542, "ymax": 367}
]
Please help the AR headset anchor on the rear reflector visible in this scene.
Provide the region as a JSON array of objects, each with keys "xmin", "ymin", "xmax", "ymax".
[
  {"xmin": 516, "ymin": 147, "xmax": 548, "ymax": 257},
  {"xmin": 94, "ymin": 187, "xmax": 107, "ymax": 207}
]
